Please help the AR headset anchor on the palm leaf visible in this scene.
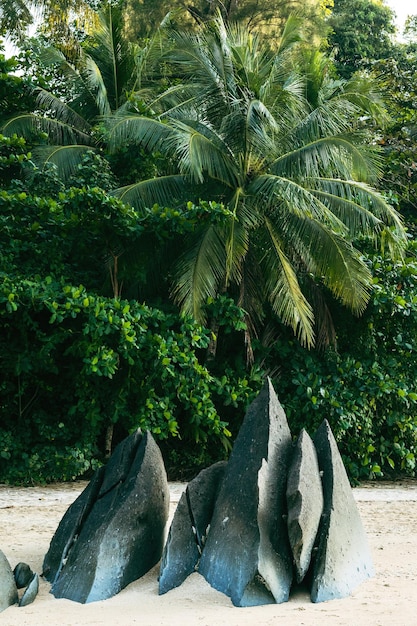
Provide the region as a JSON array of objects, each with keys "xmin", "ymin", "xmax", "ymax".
[
  {"xmin": 109, "ymin": 115, "xmax": 176, "ymax": 154},
  {"xmin": 32, "ymin": 144, "xmax": 94, "ymax": 179},
  {"xmin": 111, "ymin": 175, "xmax": 189, "ymax": 211},
  {"xmin": 1, "ymin": 113, "xmax": 92, "ymax": 146},
  {"xmin": 262, "ymin": 217, "xmax": 315, "ymax": 347},
  {"xmin": 84, "ymin": 56, "xmax": 111, "ymax": 116},
  {"xmin": 270, "ymin": 135, "xmax": 380, "ymax": 183},
  {"xmin": 35, "ymin": 88, "xmax": 92, "ymax": 134},
  {"xmin": 172, "ymin": 223, "xmax": 228, "ymax": 322},
  {"xmin": 250, "ymin": 174, "xmax": 348, "ymax": 233},
  {"xmin": 170, "ymin": 118, "xmax": 239, "ymax": 186},
  {"xmin": 313, "ymin": 178, "xmax": 406, "ymax": 244}
]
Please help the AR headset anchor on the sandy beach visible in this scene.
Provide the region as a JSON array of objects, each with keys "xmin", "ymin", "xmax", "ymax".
[{"xmin": 0, "ymin": 480, "xmax": 416, "ymax": 626}]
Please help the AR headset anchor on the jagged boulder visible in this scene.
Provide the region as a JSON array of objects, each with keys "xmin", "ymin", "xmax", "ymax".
[
  {"xmin": 43, "ymin": 429, "xmax": 169, "ymax": 603},
  {"xmin": 311, "ymin": 420, "xmax": 374, "ymax": 602},
  {"xmin": 0, "ymin": 549, "xmax": 18, "ymax": 612},
  {"xmin": 159, "ymin": 461, "xmax": 226, "ymax": 594},
  {"xmin": 198, "ymin": 378, "xmax": 293, "ymax": 607},
  {"xmin": 286, "ymin": 429, "xmax": 324, "ymax": 583}
]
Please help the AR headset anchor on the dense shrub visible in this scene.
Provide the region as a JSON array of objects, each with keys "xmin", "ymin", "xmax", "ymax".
[
  {"xmin": 266, "ymin": 245, "xmax": 417, "ymax": 480},
  {"xmin": 0, "ymin": 277, "xmax": 261, "ymax": 483},
  {"xmin": 0, "ymin": 169, "xmax": 261, "ymax": 483}
]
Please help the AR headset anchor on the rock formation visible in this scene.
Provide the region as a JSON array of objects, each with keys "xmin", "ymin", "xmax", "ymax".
[
  {"xmin": 0, "ymin": 549, "xmax": 18, "ymax": 612},
  {"xmin": 160, "ymin": 382, "xmax": 373, "ymax": 607},
  {"xmin": 43, "ymin": 429, "xmax": 169, "ymax": 603},
  {"xmin": 198, "ymin": 378, "xmax": 293, "ymax": 607},
  {"xmin": 286, "ymin": 428, "xmax": 324, "ymax": 583},
  {"xmin": 311, "ymin": 419, "xmax": 374, "ymax": 602},
  {"xmin": 159, "ymin": 461, "xmax": 226, "ymax": 594}
]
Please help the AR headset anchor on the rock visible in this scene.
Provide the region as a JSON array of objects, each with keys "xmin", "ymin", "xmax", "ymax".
[
  {"xmin": 286, "ymin": 429, "xmax": 323, "ymax": 583},
  {"xmin": 198, "ymin": 378, "xmax": 293, "ymax": 607},
  {"xmin": 42, "ymin": 465, "xmax": 106, "ymax": 585},
  {"xmin": 159, "ymin": 461, "xmax": 226, "ymax": 594},
  {"xmin": 19, "ymin": 573, "xmax": 39, "ymax": 607},
  {"xmin": 43, "ymin": 429, "xmax": 169, "ymax": 603},
  {"xmin": 311, "ymin": 419, "xmax": 374, "ymax": 603},
  {"xmin": 13, "ymin": 562, "xmax": 34, "ymax": 589},
  {"xmin": 0, "ymin": 549, "xmax": 18, "ymax": 612}
]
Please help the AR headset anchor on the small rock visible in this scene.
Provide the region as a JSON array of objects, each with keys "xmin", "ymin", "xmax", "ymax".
[
  {"xmin": 19, "ymin": 573, "xmax": 39, "ymax": 607},
  {"xmin": 13, "ymin": 563, "xmax": 34, "ymax": 589}
]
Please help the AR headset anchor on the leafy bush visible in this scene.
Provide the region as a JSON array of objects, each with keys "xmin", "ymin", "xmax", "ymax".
[
  {"xmin": 265, "ymin": 245, "xmax": 417, "ymax": 480},
  {"xmin": 0, "ymin": 166, "xmax": 261, "ymax": 483}
]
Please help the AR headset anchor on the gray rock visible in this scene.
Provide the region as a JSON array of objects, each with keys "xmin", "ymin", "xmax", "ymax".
[
  {"xmin": 159, "ymin": 461, "xmax": 226, "ymax": 594},
  {"xmin": 19, "ymin": 573, "xmax": 39, "ymax": 607},
  {"xmin": 13, "ymin": 562, "xmax": 34, "ymax": 589},
  {"xmin": 42, "ymin": 464, "xmax": 106, "ymax": 585},
  {"xmin": 0, "ymin": 549, "xmax": 18, "ymax": 612},
  {"xmin": 286, "ymin": 429, "xmax": 323, "ymax": 583},
  {"xmin": 198, "ymin": 378, "xmax": 293, "ymax": 606},
  {"xmin": 44, "ymin": 429, "xmax": 169, "ymax": 603},
  {"xmin": 311, "ymin": 420, "xmax": 374, "ymax": 603}
]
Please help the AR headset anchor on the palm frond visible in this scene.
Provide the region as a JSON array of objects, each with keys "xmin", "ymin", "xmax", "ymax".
[
  {"xmin": 172, "ymin": 223, "xmax": 228, "ymax": 322},
  {"xmin": 32, "ymin": 144, "xmax": 94, "ymax": 179},
  {"xmin": 35, "ymin": 87, "xmax": 92, "ymax": 134},
  {"xmin": 270, "ymin": 135, "xmax": 381, "ymax": 183},
  {"xmin": 263, "ymin": 217, "xmax": 315, "ymax": 347},
  {"xmin": 288, "ymin": 215, "xmax": 372, "ymax": 314},
  {"xmin": 85, "ymin": 5, "xmax": 133, "ymax": 111},
  {"xmin": 313, "ymin": 178, "xmax": 406, "ymax": 245},
  {"xmin": 83, "ymin": 56, "xmax": 111, "ymax": 116},
  {"xmin": 170, "ymin": 118, "xmax": 239, "ymax": 186},
  {"xmin": 1, "ymin": 113, "xmax": 92, "ymax": 146},
  {"xmin": 108, "ymin": 115, "xmax": 176, "ymax": 154},
  {"xmin": 250, "ymin": 174, "xmax": 348, "ymax": 233},
  {"xmin": 111, "ymin": 175, "xmax": 189, "ymax": 211}
]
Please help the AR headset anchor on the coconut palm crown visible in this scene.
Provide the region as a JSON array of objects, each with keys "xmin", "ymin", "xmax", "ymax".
[{"xmin": 110, "ymin": 15, "xmax": 406, "ymax": 348}]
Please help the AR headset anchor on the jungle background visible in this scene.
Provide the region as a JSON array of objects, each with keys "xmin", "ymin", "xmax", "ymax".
[{"xmin": 0, "ymin": 0, "xmax": 416, "ymax": 484}]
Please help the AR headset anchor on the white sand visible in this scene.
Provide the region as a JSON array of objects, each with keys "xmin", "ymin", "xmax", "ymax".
[{"xmin": 0, "ymin": 480, "xmax": 416, "ymax": 625}]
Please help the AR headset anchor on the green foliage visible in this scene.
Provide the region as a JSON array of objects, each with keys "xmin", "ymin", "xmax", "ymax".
[
  {"xmin": 370, "ymin": 47, "xmax": 417, "ymax": 223},
  {"xmin": 264, "ymin": 243, "xmax": 417, "ymax": 481},
  {"xmin": 0, "ymin": 51, "xmax": 35, "ymax": 120},
  {"xmin": 328, "ymin": 0, "xmax": 395, "ymax": 77},
  {"xmin": 110, "ymin": 15, "xmax": 406, "ymax": 351},
  {"xmin": 0, "ymin": 277, "xmax": 261, "ymax": 483},
  {"xmin": 0, "ymin": 161, "xmax": 261, "ymax": 483}
]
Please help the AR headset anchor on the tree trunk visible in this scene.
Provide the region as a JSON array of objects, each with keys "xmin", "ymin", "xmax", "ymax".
[{"xmin": 104, "ymin": 423, "xmax": 114, "ymax": 459}]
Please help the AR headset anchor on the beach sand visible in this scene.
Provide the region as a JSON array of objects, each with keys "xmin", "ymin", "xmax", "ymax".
[{"xmin": 0, "ymin": 480, "xmax": 416, "ymax": 626}]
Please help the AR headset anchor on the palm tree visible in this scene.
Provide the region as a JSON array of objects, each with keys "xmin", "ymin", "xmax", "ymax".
[
  {"xmin": 108, "ymin": 14, "xmax": 406, "ymax": 351},
  {"xmin": 2, "ymin": 2, "xmax": 144, "ymax": 177},
  {"xmin": 0, "ymin": 0, "xmax": 92, "ymax": 43}
]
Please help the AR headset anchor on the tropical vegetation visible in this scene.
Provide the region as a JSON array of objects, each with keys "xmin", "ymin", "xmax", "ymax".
[{"xmin": 0, "ymin": 0, "xmax": 416, "ymax": 484}]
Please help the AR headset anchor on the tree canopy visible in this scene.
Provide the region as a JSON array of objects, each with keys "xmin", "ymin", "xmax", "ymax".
[
  {"xmin": 109, "ymin": 15, "xmax": 406, "ymax": 348},
  {"xmin": 327, "ymin": 0, "xmax": 395, "ymax": 77}
]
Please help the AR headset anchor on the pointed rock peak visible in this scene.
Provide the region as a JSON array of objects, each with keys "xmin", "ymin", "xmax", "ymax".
[
  {"xmin": 286, "ymin": 428, "xmax": 323, "ymax": 583},
  {"xmin": 311, "ymin": 419, "xmax": 374, "ymax": 602},
  {"xmin": 198, "ymin": 377, "xmax": 293, "ymax": 606},
  {"xmin": 0, "ymin": 549, "xmax": 18, "ymax": 613},
  {"xmin": 159, "ymin": 461, "xmax": 226, "ymax": 595}
]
